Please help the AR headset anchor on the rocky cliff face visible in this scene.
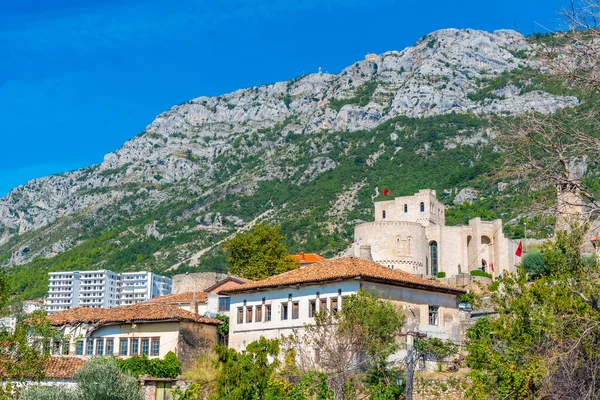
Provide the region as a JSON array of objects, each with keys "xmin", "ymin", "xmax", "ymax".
[{"xmin": 0, "ymin": 29, "xmax": 579, "ymax": 270}]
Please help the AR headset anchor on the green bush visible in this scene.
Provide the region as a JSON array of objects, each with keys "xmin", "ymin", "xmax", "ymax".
[
  {"xmin": 75, "ymin": 357, "xmax": 144, "ymax": 400},
  {"xmin": 18, "ymin": 385, "xmax": 78, "ymax": 400},
  {"xmin": 522, "ymin": 251, "xmax": 547, "ymax": 277},
  {"xmin": 470, "ymin": 270, "xmax": 493, "ymax": 279},
  {"xmin": 436, "ymin": 271, "xmax": 446, "ymax": 278},
  {"xmin": 116, "ymin": 351, "xmax": 181, "ymax": 378}
]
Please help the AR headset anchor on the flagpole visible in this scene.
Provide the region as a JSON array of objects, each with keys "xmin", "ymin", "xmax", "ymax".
[{"xmin": 524, "ymin": 222, "xmax": 527, "ymax": 254}]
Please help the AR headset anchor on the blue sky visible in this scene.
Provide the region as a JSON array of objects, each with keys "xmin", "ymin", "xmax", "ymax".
[{"xmin": 0, "ymin": 0, "xmax": 568, "ymax": 196}]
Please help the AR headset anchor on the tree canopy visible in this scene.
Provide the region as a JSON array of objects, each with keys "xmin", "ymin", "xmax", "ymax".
[{"xmin": 222, "ymin": 224, "xmax": 298, "ymax": 280}]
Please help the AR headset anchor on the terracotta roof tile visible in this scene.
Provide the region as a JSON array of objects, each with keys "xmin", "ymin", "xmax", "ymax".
[
  {"xmin": 149, "ymin": 292, "xmax": 208, "ymax": 303},
  {"xmin": 223, "ymin": 257, "xmax": 466, "ymax": 295},
  {"xmin": 0, "ymin": 357, "xmax": 86, "ymax": 380},
  {"xmin": 290, "ymin": 252, "xmax": 326, "ymax": 264},
  {"xmin": 205, "ymin": 276, "xmax": 251, "ymax": 293},
  {"xmin": 48, "ymin": 303, "xmax": 221, "ymax": 326}
]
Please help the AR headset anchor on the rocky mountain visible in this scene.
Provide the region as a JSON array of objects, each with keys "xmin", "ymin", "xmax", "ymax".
[{"xmin": 0, "ymin": 28, "xmax": 582, "ymax": 300}]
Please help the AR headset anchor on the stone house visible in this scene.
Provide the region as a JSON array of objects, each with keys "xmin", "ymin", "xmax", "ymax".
[
  {"xmin": 223, "ymin": 257, "xmax": 466, "ymax": 360},
  {"xmin": 353, "ymin": 189, "xmax": 519, "ymax": 278},
  {"xmin": 47, "ymin": 303, "xmax": 220, "ymax": 366}
]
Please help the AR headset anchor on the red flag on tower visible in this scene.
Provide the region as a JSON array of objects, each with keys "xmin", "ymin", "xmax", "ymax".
[
  {"xmin": 383, "ymin": 188, "xmax": 390, "ymax": 196},
  {"xmin": 490, "ymin": 262, "xmax": 495, "ymax": 272},
  {"xmin": 515, "ymin": 241, "xmax": 523, "ymax": 257}
]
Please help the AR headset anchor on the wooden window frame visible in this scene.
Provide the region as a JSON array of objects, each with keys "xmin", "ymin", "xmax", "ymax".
[
  {"xmin": 265, "ymin": 304, "xmax": 272, "ymax": 322},
  {"xmin": 141, "ymin": 338, "xmax": 150, "ymax": 356},
  {"xmin": 106, "ymin": 338, "xmax": 114, "ymax": 356},
  {"xmin": 120, "ymin": 338, "xmax": 128, "ymax": 356},
  {"xmin": 151, "ymin": 337, "xmax": 160, "ymax": 356},
  {"xmin": 292, "ymin": 301, "xmax": 299, "ymax": 319},
  {"xmin": 281, "ymin": 303, "xmax": 289, "ymax": 320},
  {"xmin": 309, "ymin": 299, "xmax": 317, "ymax": 318}
]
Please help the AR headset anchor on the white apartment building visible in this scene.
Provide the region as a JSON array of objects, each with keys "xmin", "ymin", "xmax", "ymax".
[
  {"xmin": 46, "ymin": 270, "xmax": 171, "ymax": 313},
  {"xmin": 118, "ymin": 272, "xmax": 172, "ymax": 306}
]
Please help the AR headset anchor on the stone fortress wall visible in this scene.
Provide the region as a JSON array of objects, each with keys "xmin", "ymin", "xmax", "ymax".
[{"xmin": 354, "ymin": 189, "xmax": 519, "ymax": 277}]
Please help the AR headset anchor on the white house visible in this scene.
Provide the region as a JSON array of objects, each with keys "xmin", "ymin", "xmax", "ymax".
[
  {"xmin": 47, "ymin": 302, "xmax": 221, "ymax": 365},
  {"xmin": 0, "ymin": 356, "xmax": 86, "ymax": 390},
  {"xmin": 223, "ymin": 257, "xmax": 466, "ymax": 357},
  {"xmin": 148, "ymin": 275, "xmax": 249, "ymax": 319}
]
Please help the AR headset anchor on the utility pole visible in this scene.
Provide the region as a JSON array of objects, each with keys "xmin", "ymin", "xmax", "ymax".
[{"xmin": 402, "ymin": 331, "xmax": 425, "ymax": 400}]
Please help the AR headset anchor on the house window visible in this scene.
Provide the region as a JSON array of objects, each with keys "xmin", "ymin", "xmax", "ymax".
[
  {"xmin": 256, "ymin": 305, "xmax": 263, "ymax": 322},
  {"xmin": 404, "ymin": 204, "xmax": 408, "ymax": 213},
  {"xmin": 382, "ymin": 210, "xmax": 386, "ymax": 219},
  {"xmin": 319, "ymin": 298, "xmax": 327, "ymax": 312},
  {"xmin": 420, "ymin": 202, "xmax": 425, "ymax": 212},
  {"xmin": 330, "ymin": 298, "xmax": 339, "ymax": 313},
  {"xmin": 131, "ymin": 338, "xmax": 139, "ymax": 355},
  {"xmin": 281, "ymin": 303, "xmax": 289, "ymax": 320},
  {"xmin": 96, "ymin": 339, "xmax": 104, "ymax": 356},
  {"xmin": 141, "ymin": 339, "xmax": 150, "ymax": 356},
  {"xmin": 292, "ymin": 302, "xmax": 299, "ymax": 319},
  {"xmin": 62, "ymin": 342, "xmax": 70, "ymax": 355},
  {"xmin": 76, "ymin": 340, "xmax": 84, "ymax": 356},
  {"xmin": 309, "ymin": 300, "xmax": 317, "ymax": 318},
  {"xmin": 237, "ymin": 307, "xmax": 244, "ymax": 324},
  {"xmin": 429, "ymin": 306, "xmax": 439, "ymax": 326},
  {"xmin": 86, "ymin": 339, "xmax": 93, "ymax": 356},
  {"xmin": 120, "ymin": 339, "xmax": 128, "ymax": 356},
  {"xmin": 106, "ymin": 339, "xmax": 114, "ymax": 356},
  {"xmin": 152, "ymin": 338, "xmax": 160, "ymax": 356},
  {"xmin": 247, "ymin": 306, "xmax": 253, "ymax": 323},
  {"xmin": 219, "ymin": 297, "xmax": 231, "ymax": 312}
]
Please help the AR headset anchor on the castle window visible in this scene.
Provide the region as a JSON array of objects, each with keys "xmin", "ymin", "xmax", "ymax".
[
  {"xmin": 430, "ymin": 241, "xmax": 438, "ymax": 276},
  {"xmin": 382, "ymin": 210, "xmax": 386, "ymax": 219},
  {"xmin": 420, "ymin": 202, "xmax": 425, "ymax": 212},
  {"xmin": 404, "ymin": 204, "xmax": 408, "ymax": 213}
]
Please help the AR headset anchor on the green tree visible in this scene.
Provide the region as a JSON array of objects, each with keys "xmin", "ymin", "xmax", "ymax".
[
  {"xmin": 286, "ymin": 289, "xmax": 405, "ymax": 400},
  {"xmin": 466, "ymin": 228, "xmax": 600, "ymax": 399},
  {"xmin": 521, "ymin": 251, "xmax": 547, "ymax": 277},
  {"xmin": 74, "ymin": 357, "xmax": 144, "ymax": 400},
  {"xmin": 222, "ymin": 224, "xmax": 298, "ymax": 279},
  {"xmin": 212, "ymin": 337, "xmax": 284, "ymax": 400}
]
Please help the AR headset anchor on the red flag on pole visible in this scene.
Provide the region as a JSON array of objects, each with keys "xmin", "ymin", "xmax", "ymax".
[
  {"xmin": 383, "ymin": 188, "xmax": 390, "ymax": 196},
  {"xmin": 515, "ymin": 241, "xmax": 523, "ymax": 257},
  {"xmin": 490, "ymin": 262, "xmax": 495, "ymax": 272}
]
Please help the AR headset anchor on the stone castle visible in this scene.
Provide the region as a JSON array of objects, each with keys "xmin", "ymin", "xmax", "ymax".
[{"xmin": 353, "ymin": 189, "xmax": 519, "ymax": 277}]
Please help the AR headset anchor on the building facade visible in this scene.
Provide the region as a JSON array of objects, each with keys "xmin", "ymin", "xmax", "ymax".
[
  {"xmin": 118, "ymin": 272, "xmax": 172, "ymax": 306},
  {"xmin": 224, "ymin": 257, "xmax": 466, "ymax": 359},
  {"xmin": 47, "ymin": 303, "xmax": 220, "ymax": 365},
  {"xmin": 46, "ymin": 270, "xmax": 172, "ymax": 313},
  {"xmin": 353, "ymin": 189, "xmax": 519, "ymax": 277}
]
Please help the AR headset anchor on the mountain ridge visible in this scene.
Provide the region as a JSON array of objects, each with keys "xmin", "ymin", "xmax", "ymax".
[{"xmin": 0, "ymin": 28, "xmax": 582, "ymax": 301}]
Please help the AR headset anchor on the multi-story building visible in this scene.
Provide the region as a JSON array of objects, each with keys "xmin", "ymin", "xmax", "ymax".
[
  {"xmin": 46, "ymin": 270, "xmax": 171, "ymax": 313},
  {"xmin": 117, "ymin": 272, "xmax": 172, "ymax": 306}
]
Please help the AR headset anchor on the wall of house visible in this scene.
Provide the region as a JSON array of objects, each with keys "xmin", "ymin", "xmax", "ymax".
[
  {"xmin": 58, "ymin": 321, "xmax": 181, "ymax": 358},
  {"xmin": 228, "ymin": 280, "xmax": 463, "ymax": 362},
  {"xmin": 178, "ymin": 321, "xmax": 218, "ymax": 366},
  {"xmin": 228, "ymin": 281, "xmax": 361, "ymax": 351}
]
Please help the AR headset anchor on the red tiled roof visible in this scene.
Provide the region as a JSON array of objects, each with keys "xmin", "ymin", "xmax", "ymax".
[
  {"xmin": 0, "ymin": 357, "xmax": 86, "ymax": 380},
  {"xmin": 205, "ymin": 276, "xmax": 251, "ymax": 294},
  {"xmin": 149, "ymin": 292, "xmax": 208, "ymax": 303},
  {"xmin": 290, "ymin": 252, "xmax": 326, "ymax": 264},
  {"xmin": 48, "ymin": 303, "xmax": 221, "ymax": 326},
  {"xmin": 223, "ymin": 257, "xmax": 466, "ymax": 295},
  {"xmin": 43, "ymin": 357, "xmax": 87, "ymax": 379}
]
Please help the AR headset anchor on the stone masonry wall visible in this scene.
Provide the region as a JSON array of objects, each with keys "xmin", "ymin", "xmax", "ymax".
[{"xmin": 172, "ymin": 272, "xmax": 227, "ymax": 294}]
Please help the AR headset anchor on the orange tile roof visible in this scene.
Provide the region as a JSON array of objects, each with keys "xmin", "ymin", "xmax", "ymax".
[
  {"xmin": 205, "ymin": 276, "xmax": 251, "ymax": 294},
  {"xmin": 592, "ymin": 235, "xmax": 600, "ymax": 242},
  {"xmin": 48, "ymin": 303, "xmax": 221, "ymax": 326},
  {"xmin": 290, "ymin": 252, "xmax": 326, "ymax": 264},
  {"xmin": 149, "ymin": 291, "xmax": 208, "ymax": 303},
  {"xmin": 0, "ymin": 356, "xmax": 86, "ymax": 380},
  {"xmin": 223, "ymin": 257, "xmax": 466, "ymax": 295}
]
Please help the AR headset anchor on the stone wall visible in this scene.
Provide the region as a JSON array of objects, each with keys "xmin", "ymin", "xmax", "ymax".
[{"xmin": 172, "ymin": 272, "xmax": 227, "ymax": 294}]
